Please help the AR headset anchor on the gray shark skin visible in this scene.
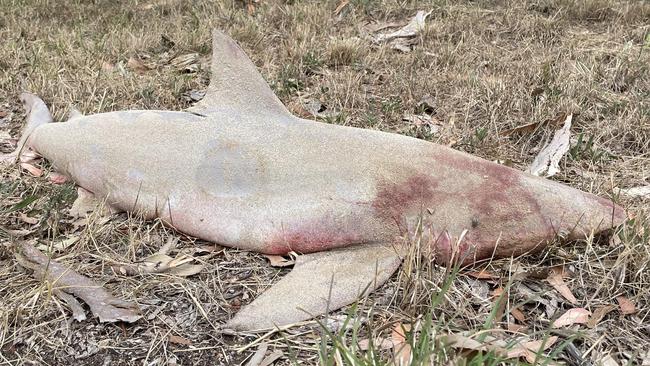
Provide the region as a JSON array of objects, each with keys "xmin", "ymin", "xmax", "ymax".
[{"xmin": 7, "ymin": 31, "xmax": 625, "ymax": 331}]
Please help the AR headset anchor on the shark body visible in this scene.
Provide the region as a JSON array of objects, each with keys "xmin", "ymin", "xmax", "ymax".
[{"xmin": 7, "ymin": 31, "xmax": 625, "ymax": 331}]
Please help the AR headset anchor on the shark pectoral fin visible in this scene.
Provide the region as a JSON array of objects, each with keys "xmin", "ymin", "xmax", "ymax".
[
  {"xmin": 1, "ymin": 93, "xmax": 53, "ymax": 165},
  {"xmin": 224, "ymin": 243, "xmax": 403, "ymax": 332},
  {"xmin": 186, "ymin": 30, "xmax": 291, "ymax": 118}
]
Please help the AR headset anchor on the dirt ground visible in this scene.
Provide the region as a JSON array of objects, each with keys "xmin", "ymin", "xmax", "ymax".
[{"xmin": 0, "ymin": 0, "xmax": 649, "ymax": 365}]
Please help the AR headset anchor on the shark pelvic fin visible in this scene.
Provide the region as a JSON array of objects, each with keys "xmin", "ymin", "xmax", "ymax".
[
  {"xmin": 186, "ymin": 30, "xmax": 291, "ymax": 118},
  {"xmin": 224, "ymin": 243, "xmax": 403, "ymax": 332}
]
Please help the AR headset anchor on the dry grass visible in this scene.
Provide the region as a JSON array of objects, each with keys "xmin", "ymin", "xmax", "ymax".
[{"xmin": 1, "ymin": 0, "xmax": 649, "ymax": 365}]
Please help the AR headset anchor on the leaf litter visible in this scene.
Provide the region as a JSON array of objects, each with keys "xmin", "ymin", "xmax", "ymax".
[
  {"xmin": 373, "ymin": 11, "xmax": 432, "ymax": 43},
  {"xmin": 391, "ymin": 322, "xmax": 412, "ymax": 366},
  {"xmin": 263, "ymin": 252, "xmax": 296, "ymax": 267},
  {"xmin": 112, "ymin": 238, "xmax": 220, "ymax": 277},
  {"xmin": 546, "ymin": 266, "xmax": 578, "ymax": 305},
  {"xmin": 528, "ymin": 113, "xmax": 572, "ymax": 177},
  {"xmin": 15, "ymin": 242, "xmax": 141, "ymax": 323},
  {"xmin": 501, "ymin": 112, "xmax": 569, "ymax": 136},
  {"xmin": 442, "ymin": 332, "xmax": 558, "ymax": 363},
  {"xmin": 371, "ymin": 10, "xmax": 432, "ymax": 53},
  {"xmin": 616, "ymin": 296, "xmax": 635, "ymax": 315},
  {"xmin": 552, "ymin": 307, "xmax": 590, "ymax": 328},
  {"xmin": 615, "ymin": 185, "xmax": 650, "ymax": 199}
]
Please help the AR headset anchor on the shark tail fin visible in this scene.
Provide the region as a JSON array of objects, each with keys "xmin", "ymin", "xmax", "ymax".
[
  {"xmin": 186, "ymin": 30, "xmax": 291, "ymax": 118},
  {"xmin": 224, "ymin": 243, "xmax": 403, "ymax": 332},
  {"xmin": 1, "ymin": 93, "xmax": 53, "ymax": 164}
]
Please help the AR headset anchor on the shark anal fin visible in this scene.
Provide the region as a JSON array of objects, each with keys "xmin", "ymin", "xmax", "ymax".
[
  {"xmin": 224, "ymin": 243, "xmax": 403, "ymax": 332},
  {"xmin": 187, "ymin": 30, "xmax": 291, "ymax": 118}
]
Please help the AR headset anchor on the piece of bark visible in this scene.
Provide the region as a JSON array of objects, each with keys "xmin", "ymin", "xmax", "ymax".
[{"xmin": 17, "ymin": 242, "xmax": 141, "ymax": 323}]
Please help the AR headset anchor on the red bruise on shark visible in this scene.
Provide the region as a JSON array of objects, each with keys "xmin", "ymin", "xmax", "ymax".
[
  {"xmin": 371, "ymin": 174, "xmax": 440, "ymax": 231},
  {"xmin": 264, "ymin": 216, "xmax": 367, "ymax": 255}
]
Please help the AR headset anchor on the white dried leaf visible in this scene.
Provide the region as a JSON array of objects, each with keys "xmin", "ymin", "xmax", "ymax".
[
  {"xmin": 616, "ymin": 186, "xmax": 650, "ymax": 198},
  {"xmin": 527, "ymin": 114, "xmax": 572, "ymax": 177},
  {"xmin": 170, "ymin": 53, "xmax": 199, "ymax": 73},
  {"xmin": 245, "ymin": 342, "xmax": 268, "ymax": 366},
  {"xmin": 391, "ymin": 38, "xmax": 414, "ymax": 53},
  {"xmin": 36, "ymin": 235, "xmax": 80, "ymax": 253},
  {"xmin": 374, "ymin": 10, "xmax": 432, "ymax": 43}
]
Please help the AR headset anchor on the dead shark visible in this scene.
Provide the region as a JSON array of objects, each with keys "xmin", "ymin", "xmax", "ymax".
[{"xmin": 3, "ymin": 30, "xmax": 625, "ymax": 331}]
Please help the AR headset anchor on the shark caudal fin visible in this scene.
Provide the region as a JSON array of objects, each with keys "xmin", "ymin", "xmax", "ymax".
[
  {"xmin": 0, "ymin": 93, "xmax": 53, "ymax": 164},
  {"xmin": 224, "ymin": 243, "xmax": 403, "ymax": 332},
  {"xmin": 186, "ymin": 30, "xmax": 291, "ymax": 118}
]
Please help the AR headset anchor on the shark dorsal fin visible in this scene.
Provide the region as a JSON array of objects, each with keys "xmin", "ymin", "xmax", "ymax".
[{"xmin": 187, "ymin": 30, "xmax": 290, "ymax": 117}]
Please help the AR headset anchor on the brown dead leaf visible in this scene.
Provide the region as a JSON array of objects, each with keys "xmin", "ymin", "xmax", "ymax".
[
  {"xmin": 392, "ymin": 323, "xmax": 412, "ymax": 366},
  {"xmin": 333, "ymin": 0, "xmax": 349, "ymax": 15},
  {"xmin": 168, "ymin": 334, "xmax": 192, "ymax": 346},
  {"xmin": 127, "ymin": 57, "xmax": 150, "ymax": 74},
  {"xmin": 259, "ymin": 350, "xmax": 284, "ymax": 366},
  {"xmin": 546, "ymin": 266, "xmax": 578, "ymax": 304},
  {"xmin": 17, "ymin": 242, "xmax": 141, "ymax": 323},
  {"xmin": 358, "ymin": 338, "xmax": 395, "ymax": 351},
  {"xmin": 49, "ymin": 171, "xmax": 68, "ymax": 184},
  {"xmin": 511, "ymin": 307, "xmax": 526, "ymax": 323},
  {"xmin": 101, "ymin": 61, "xmax": 115, "ymax": 72},
  {"xmin": 501, "ymin": 121, "xmax": 543, "ymax": 136},
  {"xmin": 552, "ymin": 308, "xmax": 590, "ymax": 328},
  {"xmin": 492, "ymin": 287, "xmax": 507, "ymax": 324},
  {"xmin": 445, "ymin": 333, "xmax": 556, "ymax": 363},
  {"xmin": 587, "ymin": 304, "xmax": 616, "ymax": 328},
  {"xmin": 245, "ymin": 1, "xmax": 258, "ymax": 15},
  {"xmin": 263, "ymin": 254, "xmax": 295, "ymax": 267},
  {"xmin": 20, "ymin": 162, "xmax": 42, "ymax": 177},
  {"xmin": 464, "ymin": 268, "xmax": 500, "ymax": 280},
  {"xmin": 53, "ymin": 289, "xmax": 87, "ymax": 321},
  {"xmin": 507, "ymin": 336, "xmax": 558, "ymax": 363},
  {"xmin": 442, "ymin": 333, "xmax": 507, "ymax": 355},
  {"xmin": 507, "ymin": 323, "xmax": 528, "ymax": 333},
  {"xmin": 245, "ymin": 342, "xmax": 268, "ymax": 366},
  {"xmin": 0, "ymin": 110, "xmax": 8, "ymax": 118},
  {"xmin": 1, "ymin": 227, "xmax": 32, "ymax": 237},
  {"xmin": 19, "ymin": 213, "xmax": 38, "ymax": 225},
  {"xmin": 616, "ymin": 296, "xmax": 635, "ymax": 315},
  {"xmin": 501, "ymin": 112, "xmax": 568, "ymax": 136}
]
